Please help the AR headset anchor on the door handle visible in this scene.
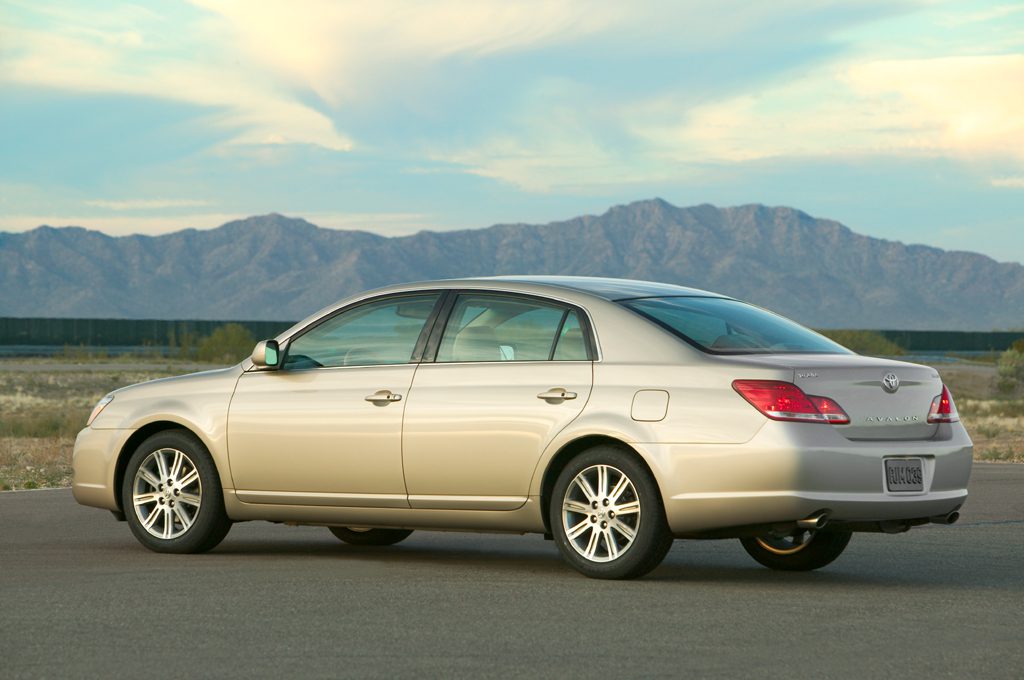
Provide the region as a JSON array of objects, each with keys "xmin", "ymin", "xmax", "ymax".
[
  {"xmin": 365, "ymin": 390, "xmax": 403, "ymax": 405},
  {"xmin": 537, "ymin": 388, "xmax": 577, "ymax": 402}
]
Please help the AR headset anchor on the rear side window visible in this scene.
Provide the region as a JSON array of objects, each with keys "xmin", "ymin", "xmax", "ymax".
[
  {"xmin": 553, "ymin": 311, "xmax": 588, "ymax": 360},
  {"xmin": 284, "ymin": 294, "xmax": 440, "ymax": 368},
  {"xmin": 622, "ymin": 296, "xmax": 849, "ymax": 355},
  {"xmin": 436, "ymin": 295, "xmax": 590, "ymax": 362}
]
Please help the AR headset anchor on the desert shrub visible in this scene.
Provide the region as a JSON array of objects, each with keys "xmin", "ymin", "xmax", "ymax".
[
  {"xmin": 197, "ymin": 324, "xmax": 256, "ymax": 365},
  {"xmin": 0, "ymin": 408, "xmax": 91, "ymax": 438},
  {"xmin": 996, "ymin": 345, "xmax": 1024, "ymax": 395},
  {"xmin": 168, "ymin": 329, "xmax": 201, "ymax": 360},
  {"xmin": 58, "ymin": 344, "xmax": 108, "ymax": 361},
  {"xmin": 816, "ymin": 330, "xmax": 904, "ymax": 356}
]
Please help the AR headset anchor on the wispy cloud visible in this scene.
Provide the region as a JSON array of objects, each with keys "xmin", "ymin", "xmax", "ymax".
[
  {"xmin": 190, "ymin": 0, "xmax": 623, "ymax": 106},
  {"xmin": 0, "ymin": 3, "xmax": 353, "ymax": 151},
  {"xmin": 84, "ymin": 198, "xmax": 211, "ymax": 211},
  {"xmin": 627, "ymin": 54, "xmax": 1024, "ymax": 164},
  {"xmin": 991, "ymin": 176, "xmax": 1024, "ymax": 188},
  {"xmin": 0, "ymin": 210, "xmax": 441, "ymax": 237}
]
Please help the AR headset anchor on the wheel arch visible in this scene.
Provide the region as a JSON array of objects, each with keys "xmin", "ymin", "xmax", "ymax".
[
  {"xmin": 539, "ymin": 435, "xmax": 660, "ymax": 535},
  {"xmin": 113, "ymin": 421, "xmax": 218, "ymax": 512}
]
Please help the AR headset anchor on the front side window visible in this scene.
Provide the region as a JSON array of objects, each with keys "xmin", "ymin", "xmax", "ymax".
[
  {"xmin": 283, "ymin": 294, "xmax": 440, "ymax": 369},
  {"xmin": 622, "ymin": 296, "xmax": 849, "ymax": 355},
  {"xmin": 436, "ymin": 295, "xmax": 589, "ymax": 362}
]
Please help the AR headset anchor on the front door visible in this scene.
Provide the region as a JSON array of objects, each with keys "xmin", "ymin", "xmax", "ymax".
[
  {"xmin": 401, "ymin": 293, "xmax": 594, "ymax": 510},
  {"xmin": 227, "ymin": 293, "xmax": 441, "ymax": 507}
]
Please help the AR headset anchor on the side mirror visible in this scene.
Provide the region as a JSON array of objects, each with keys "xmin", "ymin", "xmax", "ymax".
[{"xmin": 251, "ymin": 340, "xmax": 280, "ymax": 369}]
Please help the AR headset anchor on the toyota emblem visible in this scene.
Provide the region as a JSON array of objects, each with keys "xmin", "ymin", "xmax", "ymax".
[{"xmin": 882, "ymin": 373, "xmax": 900, "ymax": 393}]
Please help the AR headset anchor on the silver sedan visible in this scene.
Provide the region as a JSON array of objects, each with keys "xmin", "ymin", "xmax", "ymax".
[{"xmin": 73, "ymin": 276, "xmax": 972, "ymax": 579}]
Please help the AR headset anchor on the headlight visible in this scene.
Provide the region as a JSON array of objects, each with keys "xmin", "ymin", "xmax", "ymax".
[{"xmin": 87, "ymin": 394, "xmax": 114, "ymax": 427}]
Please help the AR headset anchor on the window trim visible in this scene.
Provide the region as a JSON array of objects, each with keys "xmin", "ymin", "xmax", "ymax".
[
  {"xmin": 547, "ymin": 309, "xmax": 570, "ymax": 361},
  {"xmin": 420, "ymin": 289, "xmax": 597, "ymax": 364},
  {"xmin": 279, "ymin": 290, "xmax": 450, "ymax": 370}
]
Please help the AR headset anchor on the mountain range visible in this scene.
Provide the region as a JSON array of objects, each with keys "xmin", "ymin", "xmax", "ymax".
[{"xmin": 2, "ymin": 199, "xmax": 1022, "ymax": 330}]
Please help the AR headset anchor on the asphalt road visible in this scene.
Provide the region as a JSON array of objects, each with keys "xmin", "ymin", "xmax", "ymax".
[{"xmin": 2, "ymin": 464, "xmax": 1022, "ymax": 679}]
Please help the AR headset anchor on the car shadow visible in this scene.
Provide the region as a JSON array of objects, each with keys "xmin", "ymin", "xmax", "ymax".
[{"xmin": 193, "ymin": 532, "xmax": 1024, "ymax": 590}]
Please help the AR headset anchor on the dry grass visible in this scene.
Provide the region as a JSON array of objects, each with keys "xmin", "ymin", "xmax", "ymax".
[
  {"xmin": 0, "ymin": 361, "xmax": 197, "ymax": 490},
  {"xmin": 935, "ymin": 363, "xmax": 1024, "ymax": 462},
  {"xmin": 957, "ymin": 399, "xmax": 1024, "ymax": 463},
  {"xmin": 0, "ymin": 357, "xmax": 1019, "ymax": 491},
  {"xmin": 0, "ymin": 436, "xmax": 76, "ymax": 489}
]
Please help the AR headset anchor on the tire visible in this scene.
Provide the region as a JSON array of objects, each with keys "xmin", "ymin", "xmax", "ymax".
[
  {"xmin": 740, "ymin": 530, "xmax": 852, "ymax": 571},
  {"xmin": 121, "ymin": 429, "xmax": 232, "ymax": 554},
  {"xmin": 550, "ymin": 445, "xmax": 673, "ymax": 580},
  {"xmin": 328, "ymin": 527, "xmax": 413, "ymax": 546}
]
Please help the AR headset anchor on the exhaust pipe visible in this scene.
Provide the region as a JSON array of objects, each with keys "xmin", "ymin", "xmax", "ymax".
[
  {"xmin": 796, "ymin": 512, "xmax": 829, "ymax": 530},
  {"xmin": 930, "ymin": 511, "xmax": 960, "ymax": 525}
]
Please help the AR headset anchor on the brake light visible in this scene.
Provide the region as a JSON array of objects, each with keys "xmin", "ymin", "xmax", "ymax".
[
  {"xmin": 807, "ymin": 395, "xmax": 851, "ymax": 424},
  {"xmin": 927, "ymin": 385, "xmax": 959, "ymax": 423},
  {"xmin": 732, "ymin": 380, "xmax": 850, "ymax": 424}
]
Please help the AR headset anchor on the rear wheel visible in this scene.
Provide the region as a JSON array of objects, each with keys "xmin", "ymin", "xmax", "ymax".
[
  {"xmin": 328, "ymin": 526, "xmax": 413, "ymax": 546},
  {"xmin": 121, "ymin": 430, "xmax": 231, "ymax": 554},
  {"xmin": 550, "ymin": 446, "xmax": 672, "ymax": 580},
  {"xmin": 740, "ymin": 529, "xmax": 852, "ymax": 571}
]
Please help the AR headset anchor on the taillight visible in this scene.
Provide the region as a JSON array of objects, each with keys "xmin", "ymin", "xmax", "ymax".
[
  {"xmin": 807, "ymin": 395, "xmax": 851, "ymax": 424},
  {"xmin": 732, "ymin": 380, "xmax": 850, "ymax": 424},
  {"xmin": 927, "ymin": 384, "xmax": 959, "ymax": 423}
]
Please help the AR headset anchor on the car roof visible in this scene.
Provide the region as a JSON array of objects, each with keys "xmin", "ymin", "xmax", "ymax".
[
  {"xmin": 460, "ymin": 276, "xmax": 723, "ymax": 301},
  {"xmin": 275, "ymin": 275, "xmax": 727, "ymax": 348}
]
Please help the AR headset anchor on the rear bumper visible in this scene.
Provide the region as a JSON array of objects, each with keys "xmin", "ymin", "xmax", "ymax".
[{"xmin": 642, "ymin": 421, "xmax": 973, "ymax": 534}]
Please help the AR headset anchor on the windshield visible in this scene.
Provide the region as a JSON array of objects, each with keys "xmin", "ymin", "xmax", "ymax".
[{"xmin": 621, "ymin": 296, "xmax": 851, "ymax": 355}]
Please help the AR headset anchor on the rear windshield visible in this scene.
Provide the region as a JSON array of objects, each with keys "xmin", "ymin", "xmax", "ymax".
[{"xmin": 621, "ymin": 296, "xmax": 850, "ymax": 355}]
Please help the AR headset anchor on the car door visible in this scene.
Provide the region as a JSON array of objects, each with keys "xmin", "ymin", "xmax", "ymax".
[
  {"xmin": 401, "ymin": 292, "xmax": 595, "ymax": 510},
  {"xmin": 227, "ymin": 292, "xmax": 442, "ymax": 507}
]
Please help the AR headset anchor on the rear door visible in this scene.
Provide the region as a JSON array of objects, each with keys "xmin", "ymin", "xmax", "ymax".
[{"xmin": 401, "ymin": 292, "xmax": 595, "ymax": 510}]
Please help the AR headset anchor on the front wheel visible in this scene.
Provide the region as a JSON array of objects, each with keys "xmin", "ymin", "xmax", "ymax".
[
  {"xmin": 328, "ymin": 526, "xmax": 413, "ymax": 546},
  {"xmin": 550, "ymin": 446, "xmax": 672, "ymax": 580},
  {"xmin": 121, "ymin": 430, "xmax": 232, "ymax": 554},
  {"xmin": 740, "ymin": 529, "xmax": 852, "ymax": 571}
]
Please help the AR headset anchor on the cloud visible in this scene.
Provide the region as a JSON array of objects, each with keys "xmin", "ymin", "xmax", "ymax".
[
  {"xmin": 846, "ymin": 55, "xmax": 1024, "ymax": 158},
  {"xmin": 940, "ymin": 3, "xmax": 1024, "ymax": 26},
  {"xmin": 991, "ymin": 176, "xmax": 1024, "ymax": 188},
  {"xmin": 0, "ymin": 3, "xmax": 353, "ymax": 152},
  {"xmin": 631, "ymin": 54, "xmax": 1024, "ymax": 163},
  {"xmin": 0, "ymin": 211, "xmax": 440, "ymax": 237},
  {"xmin": 84, "ymin": 198, "xmax": 211, "ymax": 211},
  {"xmin": 188, "ymin": 0, "xmax": 623, "ymax": 106},
  {"xmin": 0, "ymin": 212, "xmax": 244, "ymax": 236}
]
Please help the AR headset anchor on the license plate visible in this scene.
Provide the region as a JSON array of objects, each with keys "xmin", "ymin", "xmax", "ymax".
[{"xmin": 885, "ymin": 458, "xmax": 924, "ymax": 492}]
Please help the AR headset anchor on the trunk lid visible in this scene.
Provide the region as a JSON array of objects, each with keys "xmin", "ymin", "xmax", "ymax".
[{"xmin": 724, "ymin": 354, "xmax": 944, "ymax": 441}]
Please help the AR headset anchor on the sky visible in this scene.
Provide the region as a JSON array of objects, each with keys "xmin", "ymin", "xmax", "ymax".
[{"xmin": 1, "ymin": 1, "xmax": 1022, "ymax": 262}]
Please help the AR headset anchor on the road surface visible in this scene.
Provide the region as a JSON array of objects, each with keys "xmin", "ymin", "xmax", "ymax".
[{"xmin": 2, "ymin": 464, "xmax": 1022, "ymax": 678}]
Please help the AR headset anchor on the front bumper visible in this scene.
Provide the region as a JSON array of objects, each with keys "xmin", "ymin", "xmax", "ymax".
[
  {"xmin": 643, "ymin": 421, "xmax": 973, "ymax": 535},
  {"xmin": 72, "ymin": 426, "xmax": 133, "ymax": 511}
]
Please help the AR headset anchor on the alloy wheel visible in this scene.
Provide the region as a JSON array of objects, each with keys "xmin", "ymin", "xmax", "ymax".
[
  {"xmin": 131, "ymin": 447, "xmax": 203, "ymax": 540},
  {"xmin": 561, "ymin": 464, "xmax": 641, "ymax": 563}
]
